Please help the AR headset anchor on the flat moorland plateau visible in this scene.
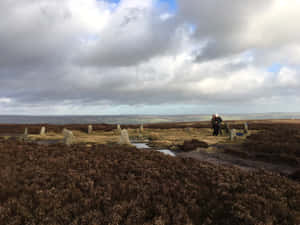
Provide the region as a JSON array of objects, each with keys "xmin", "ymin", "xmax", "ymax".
[{"xmin": 0, "ymin": 120, "xmax": 299, "ymax": 224}]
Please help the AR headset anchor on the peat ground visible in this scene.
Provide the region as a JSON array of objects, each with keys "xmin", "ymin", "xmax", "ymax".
[
  {"xmin": 0, "ymin": 138, "xmax": 299, "ymax": 225},
  {"xmin": 222, "ymin": 123, "xmax": 300, "ymax": 169},
  {"xmin": 0, "ymin": 120, "xmax": 300, "ymax": 224}
]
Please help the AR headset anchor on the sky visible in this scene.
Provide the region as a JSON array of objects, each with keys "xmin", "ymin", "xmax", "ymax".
[{"xmin": 0, "ymin": 0, "xmax": 300, "ymax": 115}]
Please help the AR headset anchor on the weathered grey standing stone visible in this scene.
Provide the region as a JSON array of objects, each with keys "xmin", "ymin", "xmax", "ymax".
[
  {"xmin": 115, "ymin": 124, "xmax": 122, "ymax": 135},
  {"xmin": 140, "ymin": 124, "xmax": 144, "ymax": 133},
  {"xmin": 229, "ymin": 129, "xmax": 236, "ymax": 141},
  {"xmin": 40, "ymin": 126, "xmax": 46, "ymax": 136},
  {"xmin": 88, "ymin": 125, "xmax": 93, "ymax": 134},
  {"xmin": 117, "ymin": 124, "xmax": 121, "ymax": 131},
  {"xmin": 63, "ymin": 129, "xmax": 75, "ymax": 146},
  {"xmin": 24, "ymin": 128, "xmax": 28, "ymax": 136},
  {"xmin": 19, "ymin": 128, "xmax": 29, "ymax": 141},
  {"xmin": 119, "ymin": 129, "xmax": 131, "ymax": 145},
  {"xmin": 244, "ymin": 122, "xmax": 249, "ymax": 134}
]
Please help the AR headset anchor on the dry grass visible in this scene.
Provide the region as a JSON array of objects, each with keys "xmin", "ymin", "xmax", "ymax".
[
  {"xmin": 144, "ymin": 128, "xmax": 254, "ymax": 147},
  {"xmin": 26, "ymin": 127, "xmax": 255, "ymax": 148},
  {"xmin": 72, "ymin": 130, "xmax": 119, "ymax": 144},
  {"xmin": 28, "ymin": 131, "xmax": 64, "ymax": 140}
]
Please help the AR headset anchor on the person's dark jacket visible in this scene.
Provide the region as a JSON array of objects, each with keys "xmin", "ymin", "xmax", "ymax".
[
  {"xmin": 211, "ymin": 116, "xmax": 222, "ymax": 126},
  {"xmin": 215, "ymin": 116, "xmax": 222, "ymax": 125}
]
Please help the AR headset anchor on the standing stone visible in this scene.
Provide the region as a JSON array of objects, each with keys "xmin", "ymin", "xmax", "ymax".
[
  {"xmin": 140, "ymin": 124, "xmax": 144, "ymax": 133},
  {"xmin": 88, "ymin": 125, "xmax": 93, "ymax": 134},
  {"xmin": 229, "ymin": 129, "xmax": 236, "ymax": 141},
  {"xmin": 63, "ymin": 129, "xmax": 75, "ymax": 146},
  {"xmin": 40, "ymin": 126, "xmax": 46, "ymax": 136},
  {"xmin": 24, "ymin": 128, "xmax": 28, "ymax": 136},
  {"xmin": 244, "ymin": 122, "xmax": 249, "ymax": 134},
  {"xmin": 19, "ymin": 128, "xmax": 29, "ymax": 141},
  {"xmin": 117, "ymin": 124, "xmax": 121, "ymax": 132},
  {"xmin": 119, "ymin": 129, "xmax": 131, "ymax": 145}
]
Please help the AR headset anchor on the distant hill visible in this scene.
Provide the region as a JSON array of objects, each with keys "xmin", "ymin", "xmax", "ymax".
[{"xmin": 0, "ymin": 113, "xmax": 300, "ymax": 124}]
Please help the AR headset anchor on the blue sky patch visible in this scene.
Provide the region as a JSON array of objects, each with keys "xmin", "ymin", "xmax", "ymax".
[
  {"xmin": 102, "ymin": 0, "xmax": 177, "ymax": 12},
  {"xmin": 268, "ymin": 63, "xmax": 283, "ymax": 73},
  {"xmin": 159, "ymin": 0, "xmax": 177, "ymax": 12},
  {"xmin": 102, "ymin": 0, "xmax": 120, "ymax": 3}
]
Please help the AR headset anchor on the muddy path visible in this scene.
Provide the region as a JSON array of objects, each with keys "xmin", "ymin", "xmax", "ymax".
[
  {"xmin": 177, "ymin": 147, "xmax": 297, "ymax": 176},
  {"xmin": 131, "ymin": 139, "xmax": 298, "ymax": 177},
  {"xmin": 175, "ymin": 124, "xmax": 300, "ymax": 178}
]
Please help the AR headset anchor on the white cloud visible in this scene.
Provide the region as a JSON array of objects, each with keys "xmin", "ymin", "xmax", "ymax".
[
  {"xmin": 77, "ymin": 0, "xmax": 178, "ymax": 67},
  {"xmin": 277, "ymin": 67, "xmax": 300, "ymax": 87},
  {"xmin": 0, "ymin": 98, "xmax": 12, "ymax": 104},
  {"xmin": 1, "ymin": 0, "xmax": 300, "ymax": 114}
]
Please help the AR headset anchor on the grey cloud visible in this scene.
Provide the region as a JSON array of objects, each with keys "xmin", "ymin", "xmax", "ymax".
[
  {"xmin": 77, "ymin": 5, "xmax": 178, "ymax": 67},
  {"xmin": 177, "ymin": 0, "xmax": 273, "ymax": 61},
  {"xmin": 0, "ymin": 0, "xmax": 78, "ymax": 71},
  {"xmin": 1, "ymin": 0, "xmax": 300, "ymax": 114}
]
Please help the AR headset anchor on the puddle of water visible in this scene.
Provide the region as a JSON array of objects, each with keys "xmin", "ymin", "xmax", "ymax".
[
  {"xmin": 132, "ymin": 142, "xmax": 176, "ymax": 157},
  {"xmin": 158, "ymin": 150, "xmax": 176, "ymax": 157},
  {"xmin": 132, "ymin": 143, "xmax": 151, "ymax": 149}
]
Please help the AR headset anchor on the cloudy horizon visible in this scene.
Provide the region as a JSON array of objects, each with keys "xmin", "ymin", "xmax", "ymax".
[{"xmin": 1, "ymin": 0, "xmax": 300, "ymax": 115}]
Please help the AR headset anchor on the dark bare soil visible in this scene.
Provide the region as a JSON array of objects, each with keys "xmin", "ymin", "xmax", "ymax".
[{"xmin": 0, "ymin": 139, "xmax": 299, "ymax": 225}]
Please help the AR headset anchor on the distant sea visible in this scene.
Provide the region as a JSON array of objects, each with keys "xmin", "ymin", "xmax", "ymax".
[{"xmin": 0, "ymin": 113, "xmax": 300, "ymax": 125}]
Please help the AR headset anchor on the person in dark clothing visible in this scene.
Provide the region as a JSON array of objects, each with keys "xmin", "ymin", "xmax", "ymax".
[
  {"xmin": 211, "ymin": 114, "xmax": 218, "ymax": 136},
  {"xmin": 211, "ymin": 114, "xmax": 223, "ymax": 136},
  {"xmin": 216, "ymin": 114, "xmax": 223, "ymax": 135}
]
